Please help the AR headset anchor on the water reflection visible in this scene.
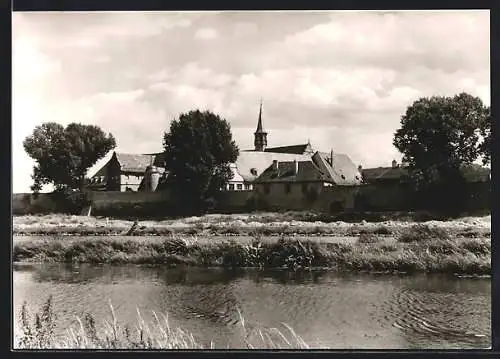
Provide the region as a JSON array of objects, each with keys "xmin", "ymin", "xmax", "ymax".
[{"xmin": 13, "ymin": 263, "xmax": 491, "ymax": 349}]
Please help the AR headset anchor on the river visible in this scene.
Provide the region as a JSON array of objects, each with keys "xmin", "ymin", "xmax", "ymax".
[{"xmin": 13, "ymin": 263, "xmax": 491, "ymax": 349}]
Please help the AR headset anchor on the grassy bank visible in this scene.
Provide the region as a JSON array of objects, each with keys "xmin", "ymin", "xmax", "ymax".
[
  {"xmin": 16, "ymin": 296, "xmax": 308, "ymax": 349},
  {"xmin": 13, "ymin": 225, "xmax": 491, "ymax": 275},
  {"xmin": 13, "ymin": 212, "xmax": 491, "ymax": 238}
]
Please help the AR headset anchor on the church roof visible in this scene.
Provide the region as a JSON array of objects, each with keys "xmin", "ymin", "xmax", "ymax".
[
  {"xmin": 255, "ymin": 101, "xmax": 266, "ymax": 134},
  {"xmin": 264, "ymin": 143, "xmax": 312, "ymax": 155}
]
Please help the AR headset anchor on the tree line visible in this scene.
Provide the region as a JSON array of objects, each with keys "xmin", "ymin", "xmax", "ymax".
[{"xmin": 23, "ymin": 92, "xmax": 490, "ymax": 215}]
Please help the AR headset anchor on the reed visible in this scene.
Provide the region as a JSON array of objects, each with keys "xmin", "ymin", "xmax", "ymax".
[{"xmin": 15, "ymin": 297, "xmax": 308, "ymax": 350}]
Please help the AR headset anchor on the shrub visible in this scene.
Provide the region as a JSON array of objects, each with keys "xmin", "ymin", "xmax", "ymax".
[
  {"xmin": 49, "ymin": 189, "xmax": 92, "ymax": 215},
  {"xmin": 357, "ymin": 233, "xmax": 380, "ymax": 244},
  {"xmin": 380, "ymin": 243, "xmax": 398, "ymax": 252},
  {"xmin": 372, "ymin": 226, "xmax": 393, "ymax": 235},
  {"xmin": 460, "ymin": 239, "xmax": 491, "ymax": 256},
  {"xmin": 397, "ymin": 224, "xmax": 451, "ymax": 243}
]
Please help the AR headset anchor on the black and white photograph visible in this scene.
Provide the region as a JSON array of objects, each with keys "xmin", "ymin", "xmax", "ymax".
[{"xmin": 12, "ymin": 10, "xmax": 491, "ymax": 350}]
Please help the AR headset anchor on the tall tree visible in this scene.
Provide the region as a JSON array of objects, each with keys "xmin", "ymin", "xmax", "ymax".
[
  {"xmin": 393, "ymin": 93, "xmax": 490, "ymax": 210},
  {"xmin": 23, "ymin": 122, "xmax": 116, "ymax": 193},
  {"xmin": 163, "ymin": 110, "xmax": 239, "ymax": 213}
]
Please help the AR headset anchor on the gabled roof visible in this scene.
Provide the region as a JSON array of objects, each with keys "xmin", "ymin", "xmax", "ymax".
[
  {"xmin": 92, "ymin": 151, "xmax": 166, "ymax": 177},
  {"xmin": 234, "ymin": 151, "xmax": 312, "ymax": 182},
  {"xmin": 314, "ymin": 152, "xmax": 362, "ymax": 186},
  {"xmin": 254, "ymin": 161, "xmax": 330, "ymax": 183},
  {"xmin": 115, "ymin": 153, "xmax": 156, "ymax": 173},
  {"xmin": 264, "ymin": 143, "xmax": 312, "ymax": 155}
]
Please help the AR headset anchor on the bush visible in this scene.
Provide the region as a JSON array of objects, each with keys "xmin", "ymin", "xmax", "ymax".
[
  {"xmin": 49, "ymin": 189, "xmax": 92, "ymax": 215},
  {"xmin": 460, "ymin": 239, "xmax": 491, "ymax": 256},
  {"xmin": 397, "ymin": 224, "xmax": 451, "ymax": 243},
  {"xmin": 357, "ymin": 233, "xmax": 380, "ymax": 244},
  {"xmin": 372, "ymin": 226, "xmax": 393, "ymax": 235}
]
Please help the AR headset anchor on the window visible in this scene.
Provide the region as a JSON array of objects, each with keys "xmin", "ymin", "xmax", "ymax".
[
  {"xmin": 264, "ymin": 184, "xmax": 271, "ymax": 194},
  {"xmin": 244, "ymin": 184, "xmax": 252, "ymax": 190},
  {"xmin": 301, "ymin": 183, "xmax": 308, "ymax": 194},
  {"xmin": 250, "ymin": 168, "xmax": 258, "ymax": 176},
  {"xmin": 341, "ymin": 175, "xmax": 346, "ymax": 180},
  {"xmin": 285, "ymin": 183, "xmax": 291, "ymax": 194},
  {"xmin": 228, "ymin": 184, "xmax": 235, "ymax": 191},
  {"xmin": 237, "ymin": 184, "xmax": 243, "ymax": 190}
]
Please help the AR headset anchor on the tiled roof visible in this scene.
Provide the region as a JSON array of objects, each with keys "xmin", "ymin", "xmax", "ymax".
[
  {"xmin": 234, "ymin": 151, "xmax": 312, "ymax": 182},
  {"xmin": 362, "ymin": 166, "xmax": 408, "ymax": 182},
  {"xmin": 264, "ymin": 143, "xmax": 312, "ymax": 155},
  {"xmin": 314, "ymin": 152, "xmax": 362, "ymax": 185},
  {"xmin": 254, "ymin": 160, "xmax": 330, "ymax": 183},
  {"xmin": 362, "ymin": 164, "xmax": 490, "ymax": 183},
  {"xmin": 92, "ymin": 151, "xmax": 166, "ymax": 177},
  {"xmin": 115, "ymin": 153, "xmax": 156, "ymax": 173}
]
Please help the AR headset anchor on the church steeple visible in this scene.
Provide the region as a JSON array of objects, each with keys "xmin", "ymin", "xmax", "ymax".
[{"xmin": 254, "ymin": 99, "xmax": 267, "ymax": 151}]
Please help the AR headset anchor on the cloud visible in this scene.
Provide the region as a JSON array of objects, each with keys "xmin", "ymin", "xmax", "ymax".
[
  {"xmin": 194, "ymin": 27, "xmax": 218, "ymax": 40},
  {"xmin": 280, "ymin": 11, "xmax": 489, "ymax": 73},
  {"xmin": 233, "ymin": 21, "xmax": 258, "ymax": 37},
  {"xmin": 12, "ymin": 11, "xmax": 490, "ymax": 193}
]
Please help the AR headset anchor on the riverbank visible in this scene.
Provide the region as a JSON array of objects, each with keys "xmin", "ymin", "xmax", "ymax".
[
  {"xmin": 13, "ymin": 212, "xmax": 491, "ymax": 238},
  {"xmin": 15, "ymin": 296, "xmax": 308, "ymax": 349},
  {"xmin": 13, "ymin": 226, "xmax": 491, "ymax": 275}
]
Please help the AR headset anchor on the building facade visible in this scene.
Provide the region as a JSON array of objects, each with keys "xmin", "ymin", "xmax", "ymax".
[{"xmin": 88, "ymin": 152, "xmax": 166, "ymax": 192}]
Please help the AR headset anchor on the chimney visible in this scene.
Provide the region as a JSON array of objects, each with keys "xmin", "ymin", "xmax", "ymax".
[
  {"xmin": 330, "ymin": 149, "xmax": 334, "ymax": 166},
  {"xmin": 273, "ymin": 160, "xmax": 279, "ymax": 171},
  {"xmin": 294, "ymin": 159, "xmax": 299, "ymax": 175},
  {"xmin": 392, "ymin": 159, "xmax": 398, "ymax": 168}
]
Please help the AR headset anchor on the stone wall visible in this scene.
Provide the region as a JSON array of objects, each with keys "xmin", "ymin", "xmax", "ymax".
[
  {"xmin": 12, "ymin": 193, "xmax": 59, "ymax": 215},
  {"xmin": 12, "ymin": 180, "xmax": 490, "ymax": 216}
]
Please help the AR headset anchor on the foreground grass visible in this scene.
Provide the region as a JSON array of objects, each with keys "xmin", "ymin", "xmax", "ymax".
[
  {"xmin": 13, "ymin": 212, "xmax": 491, "ymax": 238},
  {"xmin": 13, "ymin": 226, "xmax": 491, "ymax": 275},
  {"xmin": 16, "ymin": 296, "xmax": 308, "ymax": 349}
]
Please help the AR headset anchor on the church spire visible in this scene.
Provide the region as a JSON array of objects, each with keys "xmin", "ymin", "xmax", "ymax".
[
  {"xmin": 256, "ymin": 99, "xmax": 264, "ymax": 132},
  {"xmin": 254, "ymin": 99, "xmax": 267, "ymax": 151}
]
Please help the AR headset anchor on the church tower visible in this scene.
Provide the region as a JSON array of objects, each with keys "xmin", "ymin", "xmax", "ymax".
[{"xmin": 254, "ymin": 100, "xmax": 267, "ymax": 151}]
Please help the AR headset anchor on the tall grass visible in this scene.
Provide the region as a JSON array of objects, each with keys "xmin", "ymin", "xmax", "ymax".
[
  {"xmin": 14, "ymin": 234, "xmax": 491, "ymax": 275},
  {"xmin": 15, "ymin": 297, "xmax": 308, "ymax": 350}
]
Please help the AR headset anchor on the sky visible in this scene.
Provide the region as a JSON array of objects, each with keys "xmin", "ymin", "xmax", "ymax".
[{"xmin": 12, "ymin": 10, "xmax": 490, "ymax": 193}]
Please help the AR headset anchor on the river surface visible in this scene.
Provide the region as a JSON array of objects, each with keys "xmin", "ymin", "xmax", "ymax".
[{"xmin": 13, "ymin": 263, "xmax": 491, "ymax": 349}]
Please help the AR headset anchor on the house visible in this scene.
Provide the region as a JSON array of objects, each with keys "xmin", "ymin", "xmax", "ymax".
[
  {"xmin": 253, "ymin": 158, "xmax": 329, "ymax": 198},
  {"xmin": 251, "ymin": 148, "xmax": 362, "ymax": 209},
  {"xmin": 227, "ymin": 151, "xmax": 312, "ymax": 191},
  {"xmin": 88, "ymin": 151, "xmax": 166, "ymax": 192},
  {"xmin": 361, "ymin": 160, "xmax": 491, "ymax": 185}
]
